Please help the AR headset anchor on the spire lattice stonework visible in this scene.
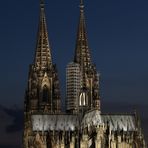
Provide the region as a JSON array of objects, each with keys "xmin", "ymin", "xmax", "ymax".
[
  {"xmin": 66, "ymin": 0, "xmax": 100, "ymax": 112},
  {"xmin": 24, "ymin": 3, "xmax": 61, "ymax": 140},
  {"xmin": 34, "ymin": 0, "xmax": 52, "ymax": 70},
  {"xmin": 74, "ymin": 0, "xmax": 91, "ymax": 68}
]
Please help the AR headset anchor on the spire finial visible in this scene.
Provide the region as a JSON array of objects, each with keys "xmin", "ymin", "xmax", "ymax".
[
  {"xmin": 34, "ymin": 0, "xmax": 52, "ymax": 69},
  {"xmin": 40, "ymin": 0, "xmax": 45, "ymax": 8},
  {"xmin": 80, "ymin": 0, "xmax": 84, "ymax": 10},
  {"xmin": 74, "ymin": 0, "xmax": 91, "ymax": 66}
]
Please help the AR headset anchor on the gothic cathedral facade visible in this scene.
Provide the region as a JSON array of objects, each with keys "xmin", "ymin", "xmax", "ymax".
[{"xmin": 23, "ymin": 0, "xmax": 146, "ymax": 148}]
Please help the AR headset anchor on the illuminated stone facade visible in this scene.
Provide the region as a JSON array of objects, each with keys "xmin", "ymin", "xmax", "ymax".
[{"xmin": 23, "ymin": 0, "xmax": 146, "ymax": 147}]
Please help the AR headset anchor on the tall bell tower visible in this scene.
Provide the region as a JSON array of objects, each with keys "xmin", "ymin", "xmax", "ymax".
[
  {"xmin": 23, "ymin": 0, "xmax": 61, "ymax": 147},
  {"xmin": 25, "ymin": 0, "xmax": 61, "ymax": 113},
  {"xmin": 66, "ymin": 0, "xmax": 101, "ymax": 113}
]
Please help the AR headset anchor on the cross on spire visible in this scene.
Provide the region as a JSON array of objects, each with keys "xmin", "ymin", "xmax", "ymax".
[
  {"xmin": 34, "ymin": 0, "xmax": 52, "ymax": 69},
  {"xmin": 40, "ymin": 0, "xmax": 45, "ymax": 9},
  {"xmin": 80, "ymin": 0, "xmax": 84, "ymax": 10},
  {"xmin": 80, "ymin": 0, "xmax": 83, "ymax": 5}
]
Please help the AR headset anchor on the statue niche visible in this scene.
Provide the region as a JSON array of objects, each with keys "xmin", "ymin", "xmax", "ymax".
[{"xmin": 33, "ymin": 132, "xmax": 47, "ymax": 148}]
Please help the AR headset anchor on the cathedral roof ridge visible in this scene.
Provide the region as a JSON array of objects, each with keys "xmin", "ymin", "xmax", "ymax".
[
  {"xmin": 31, "ymin": 113, "xmax": 77, "ymax": 116},
  {"xmin": 101, "ymin": 113, "xmax": 135, "ymax": 116}
]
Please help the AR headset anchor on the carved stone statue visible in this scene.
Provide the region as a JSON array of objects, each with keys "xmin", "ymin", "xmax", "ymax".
[{"xmin": 34, "ymin": 133, "xmax": 47, "ymax": 148}]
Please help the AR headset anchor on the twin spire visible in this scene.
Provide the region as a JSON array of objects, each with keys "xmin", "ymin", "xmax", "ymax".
[
  {"xmin": 34, "ymin": 0, "xmax": 52, "ymax": 70},
  {"xmin": 74, "ymin": 0, "xmax": 91, "ymax": 68},
  {"xmin": 34, "ymin": 0, "xmax": 91, "ymax": 69}
]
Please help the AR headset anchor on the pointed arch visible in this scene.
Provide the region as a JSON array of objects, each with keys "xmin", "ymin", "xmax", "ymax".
[
  {"xmin": 42, "ymin": 85, "xmax": 49, "ymax": 102},
  {"xmin": 41, "ymin": 73, "xmax": 51, "ymax": 103},
  {"xmin": 79, "ymin": 91, "xmax": 88, "ymax": 106}
]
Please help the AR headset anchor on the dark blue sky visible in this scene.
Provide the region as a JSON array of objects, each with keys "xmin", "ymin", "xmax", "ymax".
[
  {"xmin": 0, "ymin": 0, "xmax": 148, "ymax": 146},
  {"xmin": 0, "ymin": 0, "xmax": 148, "ymax": 106}
]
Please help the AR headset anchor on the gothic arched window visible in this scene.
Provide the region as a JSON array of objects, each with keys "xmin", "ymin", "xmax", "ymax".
[
  {"xmin": 79, "ymin": 91, "xmax": 88, "ymax": 106},
  {"xmin": 42, "ymin": 85, "xmax": 49, "ymax": 102}
]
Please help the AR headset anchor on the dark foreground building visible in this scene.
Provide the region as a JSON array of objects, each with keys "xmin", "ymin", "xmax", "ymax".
[{"xmin": 23, "ymin": 0, "xmax": 146, "ymax": 147}]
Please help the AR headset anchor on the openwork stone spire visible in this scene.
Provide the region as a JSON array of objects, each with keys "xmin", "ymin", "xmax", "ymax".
[
  {"xmin": 34, "ymin": 0, "xmax": 52, "ymax": 69},
  {"xmin": 25, "ymin": 0, "xmax": 61, "ymax": 113},
  {"xmin": 74, "ymin": 0, "xmax": 91, "ymax": 68}
]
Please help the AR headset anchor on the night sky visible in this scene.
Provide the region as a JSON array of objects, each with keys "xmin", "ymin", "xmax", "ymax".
[{"xmin": 0, "ymin": 0, "xmax": 148, "ymax": 147}]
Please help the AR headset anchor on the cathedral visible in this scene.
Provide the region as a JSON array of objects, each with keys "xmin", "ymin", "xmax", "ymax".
[{"xmin": 23, "ymin": 0, "xmax": 147, "ymax": 147}]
